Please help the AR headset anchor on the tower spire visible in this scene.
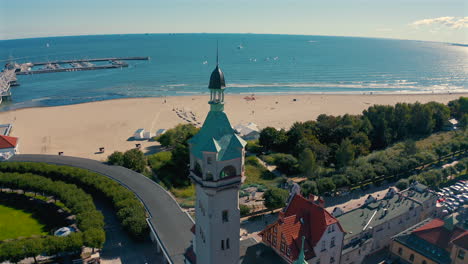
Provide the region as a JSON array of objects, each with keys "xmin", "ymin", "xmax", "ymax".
[{"xmin": 293, "ymin": 236, "xmax": 307, "ymax": 264}]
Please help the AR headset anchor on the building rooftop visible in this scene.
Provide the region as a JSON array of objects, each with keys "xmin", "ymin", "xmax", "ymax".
[
  {"xmin": 189, "ymin": 110, "xmax": 246, "ymax": 161},
  {"xmin": 337, "ymin": 194, "xmax": 421, "ymax": 240},
  {"xmin": 260, "ymin": 194, "xmax": 343, "ymax": 261},
  {"xmin": 239, "ymin": 238, "xmax": 287, "ymax": 264},
  {"xmin": 393, "ymin": 217, "xmax": 467, "ymax": 264},
  {"xmin": 0, "ymin": 135, "xmax": 18, "ymax": 149}
]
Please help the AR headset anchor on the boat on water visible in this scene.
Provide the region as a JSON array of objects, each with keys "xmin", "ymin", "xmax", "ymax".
[{"xmin": 237, "ymin": 44, "xmax": 244, "ymax": 49}]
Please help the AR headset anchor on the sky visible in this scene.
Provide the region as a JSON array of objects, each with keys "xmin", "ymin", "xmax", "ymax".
[{"xmin": 1, "ymin": 0, "xmax": 467, "ymax": 43}]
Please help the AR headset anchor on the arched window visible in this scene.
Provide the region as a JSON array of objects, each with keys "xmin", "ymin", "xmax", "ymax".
[{"xmin": 220, "ymin": 165, "xmax": 236, "ymax": 178}]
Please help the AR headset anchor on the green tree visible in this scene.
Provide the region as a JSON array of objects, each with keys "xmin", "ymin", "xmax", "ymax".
[
  {"xmin": 317, "ymin": 177, "xmax": 336, "ymax": 194},
  {"xmin": 240, "ymin": 204, "xmax": 251, "ymax": 217},
  {"xmin": 157, "ymin": 124, "xmax": 199, "ymax": 148},
  {"xmin": 396, "ymin": 179, "xmax": 409, "ymax": 190},
  {"xmin": 259, "ymin": 127, "xmax": 279, "ymax": 151},
  {"xmin": 107, "ymin": 151, "xmax": 124, "ymax": 166},
  {"xmin": 459, "ymin": 114, "xmax": 468, "ymax": 130},
  {"xmin": 299, "ymin": 149, "xmax": 317, "ymax": 178},
  {"xmin": 301, "ymin": 180, "xmax": 318, "ymax": 197},
  {"xmin": 335, "ymin": 139, "xmax": 355, "ymax": 168},
  {"xmin": 263, "ymin": 187, "xmax": 289, "ymax": 211},
  {"xmin": 83, "ymin": 228, "xmax": 105, "ymax": 252},
  {"xmin": 123, "ymin": 149, "xmax": 147, "ymax": 172}
]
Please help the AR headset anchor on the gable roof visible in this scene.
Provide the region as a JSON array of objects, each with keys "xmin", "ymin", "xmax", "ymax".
[
  {"xmin": 412, "ymin": 218, "xmax": 466, "ymax": 250},
  {"xmin": 260, "ymin": 194, "xmax": 343, "ymax": 262},
  {"xmin": 0, "ymin": 135, "xmax": 18, "ymax": 149}
]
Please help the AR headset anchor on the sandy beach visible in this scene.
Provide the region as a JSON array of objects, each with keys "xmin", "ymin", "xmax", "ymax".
[{"xmin": 1, "ymin": 93, "xmax": 466, "ymax": 160}]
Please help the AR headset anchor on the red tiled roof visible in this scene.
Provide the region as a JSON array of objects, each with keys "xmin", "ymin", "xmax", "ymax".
[
  {"xmin": 0, "ymin": 135, "xmax": 17, "ymax": 149},
  {"xmin": 413, "ymin": 218, "xmax": 465, "ymax": 251},
  {"xmin": 259, "ymin": 194, "xmax": 343, "ymax": 262},
  {"xmin": 451, "ymin": 231, "xmax": 468, "ymax": 250}
]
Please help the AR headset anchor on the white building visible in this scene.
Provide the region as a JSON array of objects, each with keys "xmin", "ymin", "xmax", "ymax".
[
  {"xmin": 234, "ymin": 122, "xmax": 260, "ymax": 140},
  {"xmin": 185, "ymin": 57, "xmax": 247, "ymax": 264}
]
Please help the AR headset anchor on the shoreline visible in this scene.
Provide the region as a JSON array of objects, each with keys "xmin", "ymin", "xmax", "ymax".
[
  {"xmin": 2, "ymin": 91, "xmax": 468, "ymax": 113},
  {"xmin": 1, "ymin": 93, "xmax": 466, "ymax": 160}
]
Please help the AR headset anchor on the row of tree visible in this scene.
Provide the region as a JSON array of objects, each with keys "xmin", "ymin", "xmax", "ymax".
[
  {"xmin": 0, "ymin": 162, "xmax": 148, "ymax": 240},
  {"xmin": 0, "ymin": 233, "xmax": 85, "ymax": 264},
  {"xmin": 0, "ymin": 172, "xmax": 105, "ymax": 263},
  {"xmin": 258, "ymin": 98, "xmax": 467, "ymax": 169},
  {"xmin": 296, "ymin": 131, "xmax": 468, "ymax": 196}
]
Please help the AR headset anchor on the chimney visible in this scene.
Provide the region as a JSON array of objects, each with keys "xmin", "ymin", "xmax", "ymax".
[
  {"xmin": 278, "ymin": 211, "xmax": 285, "ymax": 222},
  {"xmin": 317, "ymin": 197, "xmax": 325, "ymax": 208},
  {"xmin": 308, "ymin": 194, "xmax": 315, "ymax": 202}
]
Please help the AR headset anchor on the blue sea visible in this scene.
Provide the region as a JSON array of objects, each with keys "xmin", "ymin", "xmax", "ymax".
[{"xmin": 0, "ymin": 34, "xmax": 467, "ymax": 110}]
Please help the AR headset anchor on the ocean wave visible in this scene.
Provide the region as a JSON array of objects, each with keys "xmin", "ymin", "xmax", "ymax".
[{"xmin": 227, "ymin": 82, "xmax": 465, "ymax": 91}]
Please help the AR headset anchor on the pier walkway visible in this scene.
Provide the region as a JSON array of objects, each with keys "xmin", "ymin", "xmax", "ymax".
[{"xmin": 9, "ymin": 154, "xmax": 193, "ymax": 264}]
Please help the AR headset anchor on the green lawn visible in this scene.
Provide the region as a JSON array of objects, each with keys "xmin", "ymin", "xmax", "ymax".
[{"xmin": 0, "ymin": 204, "xmax": 47, "ymax": 241}]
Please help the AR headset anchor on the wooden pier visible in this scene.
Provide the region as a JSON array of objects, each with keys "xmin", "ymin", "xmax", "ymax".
[
  {"xmin": 1, "ymin": 56, "xmax": 149, "ymax": 105},
  {"xmin": 9, "ymin": 56, "xmax": 149, "ymax": 75}
]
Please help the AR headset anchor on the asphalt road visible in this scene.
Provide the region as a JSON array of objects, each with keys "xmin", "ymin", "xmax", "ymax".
[{"xmin": 9, "ymin": 154, "xmax": 193, "ymax": 264}]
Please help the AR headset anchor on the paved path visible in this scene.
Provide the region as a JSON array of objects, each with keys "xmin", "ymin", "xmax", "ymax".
[{"xmin": 10, "ymin": 154, "xmax": 193, "ymax": 264}]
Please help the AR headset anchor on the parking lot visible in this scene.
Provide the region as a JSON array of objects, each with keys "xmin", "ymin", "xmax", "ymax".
[{"xmin": 436, "ymin": 179, "xmax": 468, "ymax": 214}]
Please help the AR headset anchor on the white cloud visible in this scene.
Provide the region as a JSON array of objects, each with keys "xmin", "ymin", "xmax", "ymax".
[{"xmin": 411, "ymin": 16, "xmax": 468, "ymax": 29}]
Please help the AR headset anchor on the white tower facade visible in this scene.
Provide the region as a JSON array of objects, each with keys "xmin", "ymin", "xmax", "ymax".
[{"xmin": 187, "ymin": 58, "xmax": 246, "ymax": 264}]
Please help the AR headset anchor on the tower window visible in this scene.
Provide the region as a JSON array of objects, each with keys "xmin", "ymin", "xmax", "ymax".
[
  {"xmin": 222, "ymin": 210, "xmax": 229, "ymax": 222},
  {"xmin": 221, "ymin": 240, "xmax": 225, "ymax": 250},
  {"xmin": 330, "ymin": 237, "xmax": 335, "ymax": 248},
  {"xmin": 226, "ymin": 238, "xmax": 230, "ymax": 249}
]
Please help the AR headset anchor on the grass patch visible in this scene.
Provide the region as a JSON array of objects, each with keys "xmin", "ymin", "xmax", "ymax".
[
  {"xmin": 0, "ymin": 204, "xmax": 47, "ymax": 240},
  {"xmin": 244, "ymin": 156, "xmax": 283, "ymax": 189},
  {"xmin": 171, "ymin": 185, "xmax": 196, "ymax": 208},
  {"xmin": 171, "ymin": 185, "xmax": 195, "ymax": 199}
]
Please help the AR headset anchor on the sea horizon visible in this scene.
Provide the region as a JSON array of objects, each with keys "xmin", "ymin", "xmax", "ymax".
[{"xmin": 1, "ymin": 33, "xmax": 467, "ymax": 111}]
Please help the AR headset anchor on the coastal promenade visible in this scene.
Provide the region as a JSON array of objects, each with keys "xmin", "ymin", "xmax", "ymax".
[{"xmin": 9, "ymin": 154, "xmax": 192, "ymax": 264}]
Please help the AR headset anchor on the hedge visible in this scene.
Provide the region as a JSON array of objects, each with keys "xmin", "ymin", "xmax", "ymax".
[
  {"xmin": 0, "ymin": 172, "xmax": 105, "ymax": 262},
  {"xmin": 0, "ymin": 162, "xmax": 148, "ymax": 239}
]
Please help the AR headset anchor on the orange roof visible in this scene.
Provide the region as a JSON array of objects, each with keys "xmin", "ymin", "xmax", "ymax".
[
  {"xmin": 260, "ymin": 194, "xmax": 343, "ymax": 261},
  {"xmin": 0, "ymin": 135, "xmax": 18, "ymax": 149},
  {"xmin": 413, "ymin": 218, "xmax": 466, "ymax": 250}
]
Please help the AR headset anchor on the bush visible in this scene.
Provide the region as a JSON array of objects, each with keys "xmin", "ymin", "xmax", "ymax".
[
  {"xmin": 300, "ymin": 180, "xmax": 318, "ymax": 197},
  {"xmin": 396, "ymin": 179, "xmax": 409, "ymax": 190},
  {"xmin": 0, "ymin": 162, "xmax": 148, "ymax": 240},
  {"xmin": 317, "ymin": 177, "xmax": 336, "ymax": 194},
  {"xmin": 147, "ymin": 151, "xmax": 172, "ymax": 170},
  {"xmin": 240, "ymin": 204, "xmax": 251, "ymax": 217},
  {"xmin": 123, "ymin": 149, "xmax": 147, "ymax": 173},
  {"xmin": 107, "ymin": 151, "xmax": 124, "ymax": 166},
  {"xmin": 263, "ymin": 187, "xmax": 289, "ymax": 211},
  {"xmin": 261, "ymin": 153, "xmax": 300, "ymax": 175}
]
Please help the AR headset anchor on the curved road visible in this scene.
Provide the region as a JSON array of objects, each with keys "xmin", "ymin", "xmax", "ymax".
[{"xmin": 9, "ymin": 154, "xmax": 193, "ymax": 264}]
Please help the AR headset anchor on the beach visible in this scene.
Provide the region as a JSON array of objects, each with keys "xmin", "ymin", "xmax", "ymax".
[{"xmin": 1, "ymin": 93, "xmax": 466, "ymax": 160}]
